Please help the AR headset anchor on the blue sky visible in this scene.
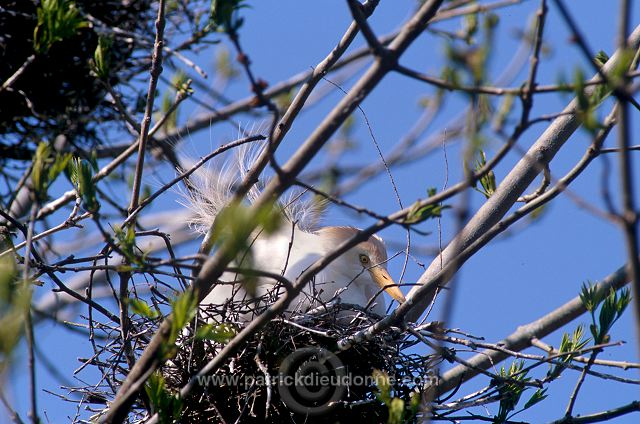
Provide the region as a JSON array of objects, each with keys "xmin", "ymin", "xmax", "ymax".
[{"xmin": 5, "ymin": 0, "xmax": 640, "ymax": 422}]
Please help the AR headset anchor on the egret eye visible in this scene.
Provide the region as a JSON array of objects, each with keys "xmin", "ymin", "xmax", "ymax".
[{"xmin": 359, "ymin": 254, "xmax": 370, "ymax": 266}]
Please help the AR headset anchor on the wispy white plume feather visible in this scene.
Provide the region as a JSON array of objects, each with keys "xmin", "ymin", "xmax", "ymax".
[{"xmin": 178, "ymin": 141, "xmax": 325, "ymax": 234}]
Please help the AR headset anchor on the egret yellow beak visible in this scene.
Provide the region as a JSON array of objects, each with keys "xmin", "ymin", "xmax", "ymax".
[{"xmin": 369, "ymin": 266, "xmax": 405, "ymax": 303}]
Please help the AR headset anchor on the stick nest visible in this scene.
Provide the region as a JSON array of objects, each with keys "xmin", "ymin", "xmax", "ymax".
[{"xmin": 71, "ymin": 291, "xmax": 434, "ymax": 423}]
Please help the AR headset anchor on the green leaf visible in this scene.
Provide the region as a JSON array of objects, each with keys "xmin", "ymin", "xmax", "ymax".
[
  {"xmin": 461, "ymin": 13, "xmax": 478, "ymax": 43},
  {"xmin": 0, "ymin": 251, "xmax": 31, "ymax": 364},
  {"xmin": 31, "ymin": 143, "xmax": 52, "ymax": 198},
  {"xmin": 484, "ymin": 12, "xmax": 499, "ymax": 29},
  {"xmin": 573, "ymin": 68, "xmax": 589, "ymax": 111},
  {"xmin": 580, "ymin": 283, "xmax": 630, "ymax": 344},
  {"xmin": 404, "ymin": 188, "xmax": 449, "ymax": 224},
  {"xmin": 166, "ymin": 291, "xmax": 198, "ymax": 353},
  {"xmin": 441, "ymin": 66, "xmax": 460, "ymax": 88},
  {"xmin": 372, "ymin": 369, "xmax": 392, "ymax": 405},
  {"xmin": 142, "ymin": 185, "xmax": 152, "ymax": 204},
  {"xmin": 598, "ymin": 289, "xmax": 617, "ymax": 342},
  {"xmin": 33, "ymin": 0, "xmax": 88, "ymax": 53},
  {"xmin": 609, "ymin": 47, "xmax": 635, "ymax": 83},
  {"xmin": 408, "ymin": 390, "xmax": 420, "ymax": 417},
  {"xmin": 68, "ymin": 157, "xmax": 99, "ymax": 212},
  {"xmin": 91, "ymin": 36, "xmax": 112, "ymax": 79},
  {"xmin": 616, "ymin": 288, "xmax": 631, "ymax": 318},
  {"xmin": 373, "ymin": 369, "xmax": 412, "ymax": 424},
  {"xmin": 597, "ymin": 287, "xmax": 631, "ymax": 343},
  {"xmin": 495, "ymin": 361, "xmax": 529, "ymax": 422},
  {"xmin": 589, "ymin": 323, "xmax": 599, "ymax": 342},
  {"xmin": 473, "ymin": 150, "xmax": 497, "ymax": 199},
  {"xmin": 579, "ymin": 281, "xmax": 601, "ymax": 313},
  {"xmin": 172, "ymin": 291, "xmax": 197, "ymax": 332},
  {"xmin": 215, "ymin": 46, "xmax": 240, "ymax": 79},
  {"xmin": 210, "ymin": 0, "xmax": 249, "ymax": 32},
  {"xmin": 195, "ymin": 323, "xmax": 236, "ymax": 343},
  {"xmin": 572, "ymin": 67, "xmax": 607, "ymax": 132},
  {"xmin": 523, "ymin": 388, "xmax": 548, "ymax": 410},
  {"xmin": 129, "ymin": 298, "xmax": 158, "ymax": 319},
  {"xmin": 548, "ymin": 325, "xmax": 589, "ymax": 380},
  {"xmin": 341, "ymin": 114, "xmax": 357, "ymax": 137},
  {"xmin": 210, "ymin": 201, "xmax": 281, "ymax": 270},
  {"xmin": 32, "ymin": 142, "xmax": 71, "ymax": 200},
  {"xmin": 114, "ymin": 225, "xmax": 138, "ymax": 265},
  {"xmin": 145, "ymin": 372, "xmax": 182, "ymax": 424},
  {"xmin": 160, "ymin": 91, "xmax": 177, "ymax": 132},
  {"xmin": 145, "ymin": 371, "xmax": 164, "ymax": 409},
  {"xmin": 49, "ymin": 153, "xmax": 71, "ymax": 189},
  {"xmin": 493, "ymin": 94, "xmax": 514, "ymax": 132},
  {"xmin": 387, "ymin": 397, "xmax": 405, "ymax": 424},
  {"xmin": 594, "ymin": 50, "xmax": 609, "ymax": 67},
  {"xmin": 89, "ymin": 150, "xmax": 99, "ymax": 172},
  {"xmin": 529, "ymin": 204, "xmax": 547, "ymax": 220},
  {"xmin": 255, "ymin": 202, "xmax": 282, "ymax": 235}
]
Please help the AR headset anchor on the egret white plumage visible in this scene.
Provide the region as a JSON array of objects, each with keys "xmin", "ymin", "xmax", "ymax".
[{"xmin": 181, "ymin": 144, "xmax": 405, "ymax": 320}]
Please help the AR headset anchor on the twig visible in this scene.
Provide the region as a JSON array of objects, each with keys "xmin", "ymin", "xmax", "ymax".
[
  {"xmin": 254, "ymin": 341, "xmax": 272, "ymax": 419},
  {"xmin": 394, "ymin": 66, "xmax": 640, "ymax": 96},
  {"xmin": 598, "ymin": 144, "xmax": 640, "ymax": 153},
  {"xmin": 517, "ymin": 164, "xmax": 550, "ymax": 202},
  {"xmin": 552, "ymin": 0, "xmax": 640, "ymax": 112},
  {"xmin": 0, "ymin": 54, "xmax": 35, "ymax": 93},
  {"xmin": 0, "ymin": 386, "xmax": 24, "ymax": 424},
  {"xmin": 129, "ymin": 0, "xmax": 167, "ymax": 215},
  {"xmin": 531, "ymin": 337, "xmax": 640, "ymax": 370},
  {"xmin": 346, "ymin": 0, "xmax": 387, "ymax": 57},
  {"xmin": 549, "ymin": 400, "xmax": 640, "ymax": 424},
  {"xmin": 612, "ymin": 0, "xmax": 640, "ymax": 354},
  {"xmin": 23, "ymin": 204, "xmax": 38, "ymax": 424}
]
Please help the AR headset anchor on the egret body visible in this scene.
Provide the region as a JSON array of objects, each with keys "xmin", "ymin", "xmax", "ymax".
[{"xmin": 182, "ymin": 146, "xmax": 405, "ymax": 320}]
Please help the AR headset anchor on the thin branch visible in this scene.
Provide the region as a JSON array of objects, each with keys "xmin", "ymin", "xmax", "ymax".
[
  {"xmin": 0, "ymin": 386, "xmax": 24, "ymax": 424},
  {"xmin": 530, "ymin": 338, "xmax": 640, "ymax": 370},
  {"xmin": 551, "ymin": 0, "xmax": 640, "ymax": 111},
  {"xmin": 23, "ymin": 204, "xmax": 38, "ymax": 424},
  {"xmin": 115, "ymin": 0, "xmax": 168, "ymax": 387},
  {"xmin": 612, "ymin": 0, "xmax": 640, "ymax": 355},
  {"xmin": 346, "ymin": 0, "xmax": 387, "ymax": 57},
  {"xmin": 129, "ymin": 0, "xmax": 167, "ymax": 215},
  {"xmin": 393, "ymin": 68, "xmax": 640, "ymax": 97},
  {"xmin": 549, "ymin": 401, "xmax": 640, "ymax": 424},
  {"xmin": 0, "ymin": 54, "xmax": 35, "ymax": 93},
  {"xmin": 598, "ymin": 144, "xmax": 640, "ymax": 153},
  {"xmin": 565, "ymin": 350, "xmax": 600, "ymax": 416}
]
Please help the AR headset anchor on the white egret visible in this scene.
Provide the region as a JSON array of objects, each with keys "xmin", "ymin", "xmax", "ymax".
[{"xmin": 181, "ymin": 145, "xmax": 405, "ymax": 320}]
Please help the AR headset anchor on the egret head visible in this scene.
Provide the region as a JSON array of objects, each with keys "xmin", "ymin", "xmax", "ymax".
[{"xmin": 318, "ymin": 226, "xmax": 406, "ymax": 304}]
